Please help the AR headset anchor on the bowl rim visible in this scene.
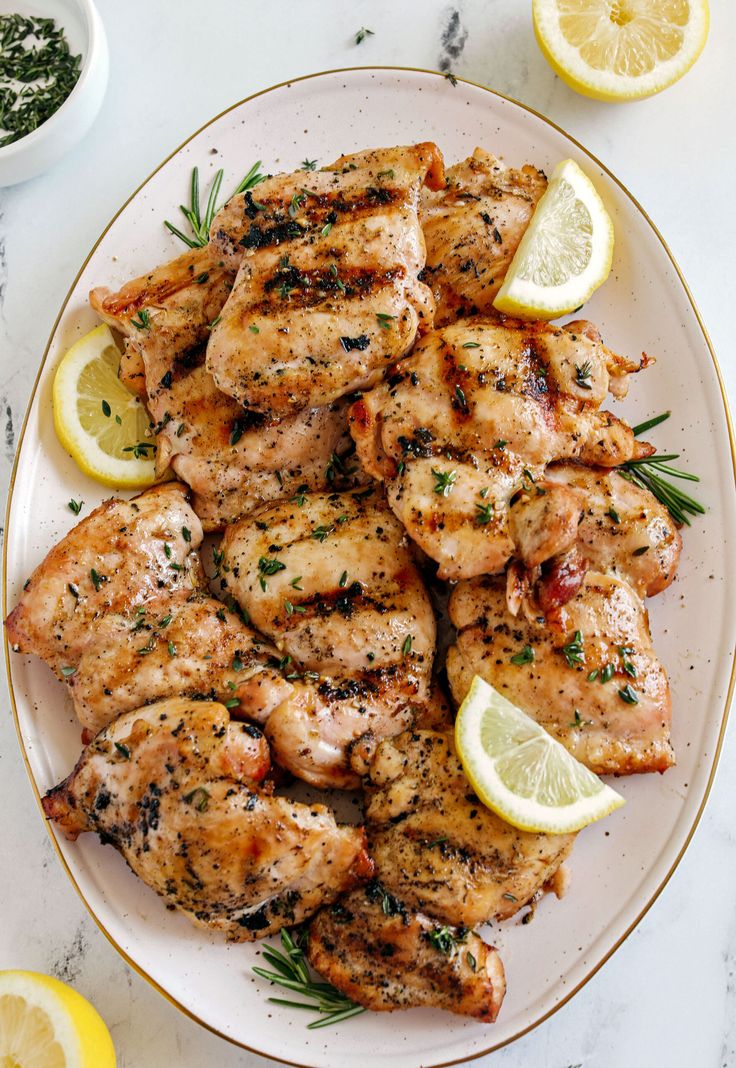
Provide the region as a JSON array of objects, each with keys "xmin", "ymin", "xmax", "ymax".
[
  {"xmin": 3, "ymin": 64, "xmax": 735, "ymax": 1068},
  {"xmin": 0, "ymin": 0, "xmax": 103, "ymax": 159}
]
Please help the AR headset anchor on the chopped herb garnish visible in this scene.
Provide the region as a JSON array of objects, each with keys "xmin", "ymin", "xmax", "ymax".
[
  {"xmin": 122, "ymin": 441, "xmax": 155, "ymax": 459},
  {"xmin": 68, "ymin": 498, "xmax": 83, "ymax": 515},
  {"xmin": 466, "ymin": 951, "xmax": 477, "ymax": 971},
  {"xmin": 432, "ymin": 468, "xmax": 457, "ymax": 497},
  {"xmin": 454, "ymin": 384, "xmax": 467, "ymax": 407},
  {"xmin": 301, "ymin": 158, "xmax": 318, "ymax": 171},
  {"xmin": 232, "ymin": 654, "xmax": 244, "ymax": 673},
  {"xmin": 114, "ymin": 742, "xmax": 130, "ymax": 760},
  {"xmin": 494, "ymin": 440, "xmax": 507, "ymax": 450},
  {"xmin": 426, "ymin": 926, "xmax": 458, "ymax": 955},
  {"xmin": 290, "ymin": 576, "xmax": 303, "ymax": 590},
  {"xmin": 131, "ymin": 309, "xmax": 151, "ymax": 330},
  {"xmin": 475, "ymin": 502, "xmax": 494, "ymax": 525},
  {"xmin": 462, "ymin": 341, "xmax": 480, "ymax": 349},
  {"xmin": 258, "ymin": 556, "xmax": 287, "ymax": 588},
  {"xmin": 320, "ymin": 221, "xmax": 333, "ymax": 238},
  {"xmin": 376, "ymin": 312, "xmax": 395, "ymax": 329},
  {"xmin": 0, "ymin": 15, "xmax": 82, "ymax": 148},
  {"xmin": 339, "ymin": 570, "xmax": 348, "ymax": 588},
  {"xmin": 600, "ymin": 662, "xmax": 615, "ymax": 684},
  {"xmin": 168, "ymin": 641, "xmax": 176, "ymax": 657},
  {"xmin": 510, "ymin": 645, "xmax": 534, "ymax": 666},
  {"xmin": 569, "ymin": 709, "xmax": 592, "ymax": 729},
  {"xmin": 574, "ymin": 361, "xmax": 593, "ymax": 389},
  {"xmin": 618, "ymin": 683, "xmax": 639, "ymax": 705},
  {"xmin": 402, "ymin": 635, "xmax": 413, "ymax": 657},
  {"xmin": 60, "ymin": 665, "xmax": 77, "ymax": 677},
  {"xmin": 607, "ymin": 506, "xmax": 621, "ymax": 524},
  {"xmin": 561, "ymin": 630, "xmax": 585, "ymax": 668},
  {"xmin": 619, "ymin": 646, "xmax": 637, "ymax": 678},
  {"xmin": 249, "ymin": 323, "xmax": 260, "ymax": 333},
  {"xmin": 633, "ymin": 545, "xmax": 650, "ymax": 556},
  {"xmin": 311, "ymin": 525, "xmax": 334, "ymax": 543},
  {"xmin": 354, "ymin": 26, "xmax": 374, "ymax": 44},
  {"xmin": 90, "ymin": 568, "xmax": 105, "ymax": 591},
  {"xmin": 101, "ymin": 399, "xmax": 111, "ymax": 418},
  {"xmin": 182, "ymin": 526, "xmax": 191, "ymax": 543}
]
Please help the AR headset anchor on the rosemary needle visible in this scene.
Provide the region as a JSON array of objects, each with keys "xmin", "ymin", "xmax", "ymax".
[
  {"xmin": 619, "ymin": 411, "xmax": 705, "ymax": 526},
  {"xmin": 253, "ymin": 928, "xmax": 365, "ymax": 1029},
  {"xmin": 164, "ymin": 162, "xmax": 266, "ymax": 248}
]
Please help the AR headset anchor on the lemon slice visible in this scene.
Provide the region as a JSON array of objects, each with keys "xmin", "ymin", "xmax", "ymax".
[
  {"xmin": 53, "ymin": 324, "xmax": 157, "ymax": 489},
  {"xmin": 533, "ymin": 0, "xmax": 709, "ymax": 102},
  {"xmin": 455, "ymin": 676, "xmax": 624, "ymax": 834},
  {"xmin": 0, "ymin": 970, "xmax": 116, "ymax": 1067},
  {"xmin": 493, "ymin": 158, "xmax": 613, "ymax": 321}
]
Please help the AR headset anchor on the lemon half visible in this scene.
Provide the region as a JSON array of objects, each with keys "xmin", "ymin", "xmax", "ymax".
[
  {"xmin": 533, "ymin": 0, "xmax": 709, "ymax": 102},
  {"xmin": 52, "ymin": 324, "xmax": 157, "ymax": 489},
  {"xmin": 455, "ymin": 676, "xmax": 624, "ymax": 834},
  {"xmin": 493, "ymin": 158, "xmax": 613, "ymax": 321},
  {"xmin": 0, "ymin": 970, "xmax": 116, "ymax": 1068}
]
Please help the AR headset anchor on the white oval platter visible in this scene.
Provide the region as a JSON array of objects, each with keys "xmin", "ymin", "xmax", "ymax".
[{"xmin": 4, "ymin": 67, "xmax": 736, "ymax": 1068}]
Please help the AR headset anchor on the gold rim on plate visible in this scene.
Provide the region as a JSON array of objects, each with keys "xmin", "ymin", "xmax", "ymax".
[{"xmin": 3, "ymin": 66, "xmax": 736, "ymax": 1068}]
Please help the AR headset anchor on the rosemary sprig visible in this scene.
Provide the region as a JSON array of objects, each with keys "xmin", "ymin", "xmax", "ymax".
[
  {"xmin": 619, "ymin": 411, "xmax": 705, "ymax": 527},
  {"xmin": 164, "ymin": 162, "xmax": 266, "ymax": 248},
  {"xmin": 253, "ymin": 929, "xmax": 365, "ymax": 1029}
]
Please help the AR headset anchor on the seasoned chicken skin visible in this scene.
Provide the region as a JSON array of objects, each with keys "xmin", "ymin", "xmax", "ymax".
[
  {"xmin": 68, "ymin": 590, "xmax": 293, "ymax": 736},
  {"xmin": 91, "ymin": 250, "xmax": 358, "ymax": 530},
  {"xmin": 543, "ymin": 464, "xmax": 682, "ymax": 598},
  {"xmin": 206, "ymin": 143, "xmax": 445, "ymax": 417},
  {"xmin": 447, "ymin": 572, "xmax": 674, "ymax": 775},
  {"xmin": 5, "ymin": 483, "xmax": 203, "ymax": 674},
  {"xmin": 220, "ymin": 490, "xmax": 436, "ymax": 788},
  {"xmin": 353, "ymin": 730, "xmax": 574, "ymax": 925},
  {"xmin": 349, "ymin": 317, "xmax": 652, "ymax": 580},
  {"xmin": 308, "ymin": 885, "xmax": 505, "ymax": 1021},
  {"xmin": 420, "ymin": 148, "xmax": 547, "ymax": 325},
  {"xmin": 43, "ymin": 698, "xmax": 372, "ymax": 940}
]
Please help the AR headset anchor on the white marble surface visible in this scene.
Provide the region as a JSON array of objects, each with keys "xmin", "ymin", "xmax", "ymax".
[{"xmin": 1, "ymin": 2, "xmax": 735, "ymax": 1066}]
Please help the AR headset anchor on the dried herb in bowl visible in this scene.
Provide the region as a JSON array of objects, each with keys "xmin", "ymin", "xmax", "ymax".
[{"xmin": 0, "ymin": 14, "xmax": 82, "ymax": 148}]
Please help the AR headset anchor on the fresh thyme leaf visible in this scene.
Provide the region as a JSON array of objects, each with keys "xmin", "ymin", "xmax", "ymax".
[
  {"xmin": 426, "ymin": 926, "xmax": 458, "ymax": 955},
  {"xmin": 402, "ymin": 635, "xmax": 413, "ymax": 656},
  {"xmin": 561, "ymin": 630, "xmax": 585, "ymax": 668},
  {"xmin": 475, "ymin": 502, "xmax": 494, "ymax": 525},
  {"xmin": 618, "ymin": 683, "xmax": 639, "ymax": 705},
  {"xmin": 354, "ymin": 26, "xmax": 374, "ymax": 44},
  {"xmin": 574, "ymin": 361, "xmax": 593, "ymax": 389},
  {"xmin": 68, "ymin": 498, "xmax": 83, "ymax": 515},
  {"xmin": 60, "ymin": 665, "xmax": 76, "ymax": 677},
  {"xmin": 301, "ymin": 158, "xmax": 318, "ymax": 171},
  {"xmin": 607, "ymin": 505, "xmax": 621, "ymax": 524},
  {"xmin": 114, "ymin": 742, "xmax": 130, "ymax": 760},
  {"xmin": 510, "ymin": 644, "xmax": 534, "ymax": 666},
  {"xmin": 131, "ymin": 309, "xmax": 151, "ymax": 330},
  {"xmin": 376, "ymin": 312, "xmax": 395, "ymax": 329},
  {"xmin": 432, "ymin": 468, "xmax": 457, "ymax": 496},
  {"xmin": 445, "ymin": 71, "xmax": 458, "ymax": 86},
  {"xmin": 122, "ymin": 441, "xmax": 155, "ymax": 459}
]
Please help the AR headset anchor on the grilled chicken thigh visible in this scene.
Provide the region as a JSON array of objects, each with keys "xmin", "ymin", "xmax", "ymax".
[
  {"xmin": 420, "ymin": 149, "xmax": 547, "ymax": 325},
  {"xmin": 91, "ymin": 251, "xmax": 358, "ymax": 530},
  {"xmin": 352, "ymin": 730, "xmax": 574, "ymax": 925},
  {"xmin": 43, "ymin": 698, "xmax": 372, "ymax": 940},
  {"xmin": 6, "ymin": 483, "xmax": 203, "ymax": 674},
  {"xmin": 206, "ymin": 143, "xmax": 444, "ymax": 417},
  {"xmin": 308, "ymin": 885, "xmax": 506, "ymax": 1021},
  {"xmin": 349, "ymin": 317, "xmax": 651, "ymax": 580},
  {"xmin": 447, "ymin": 572, "xmax": 674, "ymax": 774},
  {"xmin": 68, "ymin": 590, "xmax": 293, "ymax": 736},
  {"xmin": 543, "ymin": 464, "xmax": 681, "ymax": 598},
  {"xmin": 220, "ymin": 490, "xmax": 437, "ymax": 788}
]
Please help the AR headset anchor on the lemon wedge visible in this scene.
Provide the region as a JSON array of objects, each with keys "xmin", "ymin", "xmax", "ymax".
[
  {"xmin": 533, "ymin": 0, "xmax": 709, "ymax": 102},
  {"xmin": 454, "ymin": 676, "xmax": 624, "ymax": 834},
  {"xmin": 53, "ymin": 324, "xmax": 157, "ymax": 489},
  {"xmin": 493, "ymin": 158, "xmax": 613, "ymax": 321},
  {"xmin": 0, "ymin": 970, "xmax": 116, "ymax": 1067}
]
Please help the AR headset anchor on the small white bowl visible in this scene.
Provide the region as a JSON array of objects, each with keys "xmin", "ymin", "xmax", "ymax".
[{"xmin": 0, "ymin": 0, "xmax": 109, "ymax": 186}]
